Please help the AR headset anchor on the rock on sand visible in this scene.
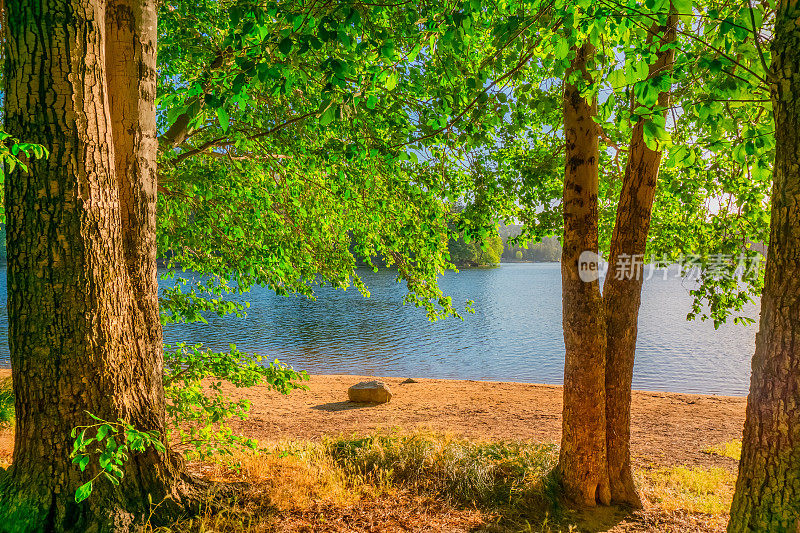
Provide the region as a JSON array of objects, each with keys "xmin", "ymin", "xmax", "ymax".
[{"xmin": 348, "ymin": 380, "xmax": 392, "ymax": 404}]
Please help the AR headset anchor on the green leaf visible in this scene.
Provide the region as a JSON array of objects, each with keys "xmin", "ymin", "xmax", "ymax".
[
  {"xmin": 96, "ymin": 424, "xmax": 111, "ymax": 442},
  {"xmin": 384, "ymin": 71, "xmax": 399, "ymax": 91},
  {"xmin": 278, "ymin": 37, "xmax": 293, "ymax": 56},
  {"xmin": 216, "ymin": 108, "xmax": 230, "ymax": 133},
  {"xmin": 75, "ymin": 481, "xmax": 93, "ymax": 503},
  {"xmin": 319, "ymin": 105, "xmax": 336, "ymax": 126},
  {"xmin": 625, "ymin": 59, "xmax": 649, "ymax": 85},
  {"xmin": 380, "ymin": 40, "xmax": 396, "ymax": 60},
  {"xmin": 554, "ymin": 39, "xmax": 569, "ymax": 61},
  {"xmin": 672, "ymin": 0, "xmax": 692, "ymax": 14},
  {"xmin": 643, "ymin": 119, "xmax": 671, "ymax": 150}
]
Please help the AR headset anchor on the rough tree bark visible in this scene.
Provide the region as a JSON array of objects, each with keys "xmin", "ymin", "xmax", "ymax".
[
  {"xmin": 558, "ymin": 42, "xmax": 612, "ymax": 507},
  {"xmin": 728, "ymin": 1, "xmax": 800, "ymax": 530},
  {"xmin": 0, "ymin": 0, "xmax": 192, "ymax": 530},
  {"xmin": 603, "ymin": 13, "xmax": 677, "ymax": 508}
]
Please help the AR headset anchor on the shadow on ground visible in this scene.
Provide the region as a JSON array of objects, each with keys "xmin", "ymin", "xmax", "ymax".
[{"xmin": 311, "ymin": 401, "xmax": 377, "ymax": 412}]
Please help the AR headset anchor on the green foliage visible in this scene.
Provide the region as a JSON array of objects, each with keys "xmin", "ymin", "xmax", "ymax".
[
  {"xmin": 157, "ymin": 268, "xmax": 309, "ymax": 460},
  {"xmin": 154, "ymin": 0, "xmax": 510, "ymax": 321},
  {"xmin": 159, "ymin": 274, "xmax": 250, "ymax": 325},
  {"xmin": 448, "ymin": 230, "xmax": 504, "ymax": 267},
  {"xmin": 163, "ymin": 343, "xmax": 308, "ymax": 459},
  {"xmin": 501, "ymin": 230, "xmax": 562, "ymax": 263},
  {"xmin": 0, "ymin": 379, "xmax": 13, "ymax": 430},
  {"xmin": 648, "ymin": 164, "xmax": 768, "ymax": 327},
  {"xmin": 70, "ymin": 413, "xmax": 167, "ymax": 503},
  {"xmin": 0, "ymin": 130, "xmax": 49, "ymax": 177},
  {"xmin": 0, "ymin": 130, "xmax": 49, "ymax": 222},
  {"xmin": 1, "ymin": 0, "xmax": 780, "ymax": 328},
  {"xmin": 477, "ymin": 0, "xmax": 773, "ymax": 326},
  {"xmin": 69, "ymin": 341, "xmax": 309, "ymax": 502}
]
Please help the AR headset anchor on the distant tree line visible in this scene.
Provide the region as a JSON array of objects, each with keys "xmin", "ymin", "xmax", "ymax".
[
  {"xmin": 501, "ymin": 236, "xmax": 561, "ymax": 263},
  {"xmin": 448, "ymin": 231, "xmax": 504, "ymax": 267},
  {"xmin": 498, "ymin": 224, "xmax": 561, "ymax": 262}
]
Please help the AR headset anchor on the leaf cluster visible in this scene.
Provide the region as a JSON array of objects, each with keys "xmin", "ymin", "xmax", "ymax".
[
  {"xmin": 163, "ymin": 343, "xmax": 309, "ymax": 459},
  {"xmin": 70, "ymin": 414, "xmax": 167, "ymax": 503}
]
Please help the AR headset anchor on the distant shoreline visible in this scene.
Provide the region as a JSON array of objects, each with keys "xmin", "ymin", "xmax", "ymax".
[{"xmin": 498, "ymin": 260, "xmax": 560, "ymax": 264}]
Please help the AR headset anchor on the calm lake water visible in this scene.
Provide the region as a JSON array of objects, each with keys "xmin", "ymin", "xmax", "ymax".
[{"xmin": 0, "ymin": 263, "xmax": 757, "ymax": 395}]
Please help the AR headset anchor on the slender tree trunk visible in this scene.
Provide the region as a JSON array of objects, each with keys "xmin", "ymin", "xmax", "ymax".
[
  {"xmin": 558, "ymin": 42, "xmax": 611, "ymax": 507},
  {"xmin": 603, "ymin": 13, "xmax": 677, "ymax": 508},
  {"xmin": 0, "ymin": 0, "xmax": 192, "ymax": 530},
  {"xmin": 728, "ymin": 1, "xmax": 800, "ymax": 530}
]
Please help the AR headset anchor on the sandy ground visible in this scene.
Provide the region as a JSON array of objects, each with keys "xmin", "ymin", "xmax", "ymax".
[
  {"xmin": 0, "ymin": 370, "xmax": 746, "ymax": 471},
  {"xmin": 228, "ymin": 374, "xmax": 746, "ymax": 470},
  {"xmin": 0, "ymin": 371, "xmax": 745, "ymax": 532}
]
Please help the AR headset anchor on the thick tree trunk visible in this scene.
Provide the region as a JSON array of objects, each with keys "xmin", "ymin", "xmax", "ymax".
[
  {"xmin": 603, "ymin": 13, "xmax": 676, "ymax": 508},
  {"xmin": 728, "ymin": 2, "xmax": 800, "ymax": 530},
  {"xmin": 0, "ymin": 0, "xmax": 191, "ymax": 530},
  {"xmin": 558, "ymin": 42, "xmax": 611, "ymax": 507},
  {"xmin": 106, "ymin": 0, "xmax": 166, "ymax": 433}
]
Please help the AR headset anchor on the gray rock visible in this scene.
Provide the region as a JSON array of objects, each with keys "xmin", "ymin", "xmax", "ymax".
[
  {"xmin": 348, "ymin": 380, "xmax": 392, "ymax": 403},
  {"xmin": 400, "ymin": 378, "xmax": 418, "ymax": 384}
]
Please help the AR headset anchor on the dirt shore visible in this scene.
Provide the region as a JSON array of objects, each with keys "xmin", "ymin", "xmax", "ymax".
[
  {"xmin": 0, "ymin": 371, "xmax": 747, "ymax": 471},
  {"xmin": 228, "ymin": 374, "xmax": 746, "ymax": 470}
]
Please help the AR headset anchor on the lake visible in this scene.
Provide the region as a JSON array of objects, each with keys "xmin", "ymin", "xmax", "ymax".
[{"xmin": 0, "ymin": 263, "xmax": 757, "ymax": 395}]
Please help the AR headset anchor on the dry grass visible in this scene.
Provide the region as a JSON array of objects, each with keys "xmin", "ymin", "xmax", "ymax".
[
  {"xmin": 323, "ymin": 431, "xmax": 560, "ymax": 510},
  {"xmin": 704, "ymin": 440, "xmax": 742, "ymax": 461},
  {"xmin": 202, "ymin": 442, "xmax": 358, "ymax": 511},
  {"xmin": 0, "ymin": 427, "xmax": 737, "ymax": 532},
  {"xmin": 156, "ymin": 432, "xmax": 736, "ymax": 532},
  {"xmin": 637, "ymin": 465, "xmax": 735, "ymax": 515},
  {"xmin": 622, "ymin": 508, "xmax": 729, "ymax": 533},
  {"xmin": 0, "ymin": 431, "xmax": 11, "ymax": 470},
  {"xmin": 158, "ymin": 439, "xmax": 488, "ymax": 533}
]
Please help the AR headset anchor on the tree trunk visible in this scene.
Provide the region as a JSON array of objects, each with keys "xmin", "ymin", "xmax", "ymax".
[
  {"xmin": 603, "ymin": 13, "xmax": 677, "ymax": 508},
  {"xmin": 0, "ymin": 0, "xmax": 191, "ymax": 530},
  {"xmin": 558, "ymin": 42, "xmax": 611, "ymax": 507},
  {"xmin": 728, "ymin": 1, "xmax": 800, "ymax": 530}
]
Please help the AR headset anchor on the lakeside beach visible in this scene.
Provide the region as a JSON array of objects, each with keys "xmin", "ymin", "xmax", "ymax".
[
  {"xmin": 219, "ymin": 374, "xmax": 744, "ymax": 471},
  {"xmin": 0, "ymin": 371, "xmax": 746, "ymax": 472}
]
